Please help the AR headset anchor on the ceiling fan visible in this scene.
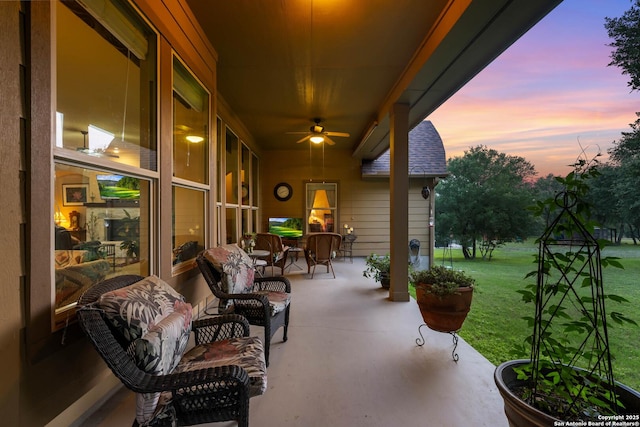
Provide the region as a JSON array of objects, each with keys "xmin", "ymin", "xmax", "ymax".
[{"xmin": 287, "ymin": 118, "xmax": 350, "ymax": 145}]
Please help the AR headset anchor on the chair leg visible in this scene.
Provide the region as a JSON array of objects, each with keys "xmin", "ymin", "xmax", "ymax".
[
  {"xmin": 283, "ymin": 306, "xmax": 290, "ymax": 341},
  {"xmin": 263, "ymin": 323, "xmax": 271, "ymax": 367},
  {"xmin": 238, "ymin": 397, "xmax": 250, "ymax": 427}
]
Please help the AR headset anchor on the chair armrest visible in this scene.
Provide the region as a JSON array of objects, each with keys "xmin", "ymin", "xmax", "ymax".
[
  {"xmin": 131, "ymin": 364, "xmax": 250, "ymax": 395},
  {"xmin": 192, "ymin": 314, "xmax": 250, "ymax": 345},
  {"xmin": 273, "ymin": 247, "xmax": 290, "ymax": 265},
  {"xmin": 254, "ymin": 276, "xmax": 291, "ymax": 293},
  {"xmin": 227, "ymin": 291, "xmax": 270, "ymax": 306}
]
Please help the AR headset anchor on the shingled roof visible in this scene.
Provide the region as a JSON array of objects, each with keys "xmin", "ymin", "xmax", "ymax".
[{"xmin": 361, "ymin": 120, "xmax": 448, "ymax": 178}]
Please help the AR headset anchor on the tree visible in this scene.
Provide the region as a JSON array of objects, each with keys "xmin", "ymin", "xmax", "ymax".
[
  {"xmin": 530, "ymin": 173, "xmax": 565, "ymax": 234},
  {"xmin": 435, "ymin": 146, "xmax": 537, "ymax": 260},
  {"xmin": 609, "ymin": 113, "xmax": 640, "ymax": 170},
  {"xmin": 606, "ymin": 114, "xmax": 640, "ymax": 243},
  {"xmin": 586, "ymin": 164, "xmax": 625, "ymax": 243},
  {"xmin": 605, "ymin": 0, "xmax": 640, "ymax": 91},
  {"xmin": 605, "ymin": 0, "xmax": 640, "ymax": 241}
]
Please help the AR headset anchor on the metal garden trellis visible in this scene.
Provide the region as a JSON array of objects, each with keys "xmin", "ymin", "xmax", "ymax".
[{"xmin": 529, "ymin": 190, "xmax": 617, "ymax": 414}]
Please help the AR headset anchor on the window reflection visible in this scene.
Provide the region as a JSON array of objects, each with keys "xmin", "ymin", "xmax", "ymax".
[
  {"xmin": 172, "ymin": 186, "xmax": 205, "ymax": 272},
  {"xmin": 173, "ymin": 58, "xmax": 209, "ymax": 183},
  {"xmin": 54, "ymin": 163, "xmax": 150, "ymax": 329},
  {"xmin": 55, "ymin": 0, "xmax": 157, "ymax": 170},
  {"xmin": 306, "ymin": 182, "xmax": 337, "ymax": 233},
  {"xmin": 226, "ymin": 130, "xmax": 239, "ymax": 204},
  {"xmin": 226, "ymin": 207, "xmax": 238, "ymax": 244}
]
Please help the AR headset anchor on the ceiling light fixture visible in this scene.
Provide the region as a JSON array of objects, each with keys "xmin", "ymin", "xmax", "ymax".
[
  {"xmin": 310, "ymin": 135, "xmax": 324, "ymax": 144},
  {"xmin": 186, "ymin": 135, "xmax": 204, "ymax": 143}
]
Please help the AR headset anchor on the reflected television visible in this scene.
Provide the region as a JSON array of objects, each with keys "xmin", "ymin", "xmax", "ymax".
[
  {"xmin": 96, "ymin": 174, "xmax": 140, "ymax": 200},
  {"xmin": 268, "ymin": 217, "xmax": 303, "ymax": 238}
]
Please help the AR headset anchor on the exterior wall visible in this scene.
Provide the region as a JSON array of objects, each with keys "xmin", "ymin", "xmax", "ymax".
[
  {"xmin": 0, "ymin": 2, "xmax": 25, "ymax": 425},
  {"xmin": 260, "ymin": 148, "xmax": 433, "ymax": 259},
  {"xmin": 1, "ymin": 1, "xmax": 218, "ymax": 426}
]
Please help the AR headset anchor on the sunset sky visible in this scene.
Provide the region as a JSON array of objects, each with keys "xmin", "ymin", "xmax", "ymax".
[{"xmin": 428, "ymin": 0, "xmax": 639, "ymax": 177}]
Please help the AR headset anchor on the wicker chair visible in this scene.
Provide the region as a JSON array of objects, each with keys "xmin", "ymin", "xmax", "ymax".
[
  {"xmin": 196, "ymin": 248, "xmax": 291, "ymax": 367},
  {"xmin": 254, "ymin": 233, "xmax": 290, "ymax": 276},
  {"xmin": 304, "ymin": 232, "xmax": 343, "ymax": 278},
  {"xmin": 77, "ymin": 274, "xmax": 266, "ymax": 427}
]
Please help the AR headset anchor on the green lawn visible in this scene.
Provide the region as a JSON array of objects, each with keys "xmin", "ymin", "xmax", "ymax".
[{"xmin": 418, "ymin": 240, "xmax": 640, "ymax": 392}]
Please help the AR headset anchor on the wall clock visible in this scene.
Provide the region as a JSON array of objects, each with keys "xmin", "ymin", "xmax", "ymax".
[
  {"xmin": 274, "ymin": 182, "xmax": 292, "ymax": 201},
  {"xmin": 241, "ymin": 183, "xmax": 249, "ymax": 204}
]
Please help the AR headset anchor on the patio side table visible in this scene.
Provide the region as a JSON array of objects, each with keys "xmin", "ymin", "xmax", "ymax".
[{"xmin": 340, "ymin": 234, "xmax": 356, "ymax": 263}]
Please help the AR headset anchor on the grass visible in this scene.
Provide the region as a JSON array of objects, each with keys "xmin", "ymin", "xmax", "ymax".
[{"xmin": 415, "ymin": 239, "xmax": 640, "ymax": 392}]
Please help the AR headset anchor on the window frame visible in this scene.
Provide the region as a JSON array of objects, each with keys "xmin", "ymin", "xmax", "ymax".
[
  {"xmin": 50, "ymin": 0, "xmax": 160, "ymax": 332},
  {"xmin": 170, "ymin": 54, "xmax": 211, "ymax": 275},
  {"xmin": 305, "ymin": 181, "xmax": 338, "ymax": 234}
]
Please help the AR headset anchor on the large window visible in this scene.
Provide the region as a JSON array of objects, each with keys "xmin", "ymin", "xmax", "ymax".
[
  {"xmin": 55, "ymin": 0, "xmax": 157, "ymax": 170},
  {"xmin": 53, "ymin": 0, "xmax": 157, "ymax": 330},
  {"xmin": 306, "ymin": 182, "xmax": 338, "ymax": 233},
  {"xmin": 53, "ymin": 163, "xmax": 151, "ymax": 330},
  {"xmin": 172, "ymin": 186, "xmax": 205, "ymax": 271},
  {"xmin": 225, "ymin": 129, "xmax": 239, "ymax": 205},
  {"xmin": 172, "ymin": 56, "xmax": 210, "ymax": 273},
  {"xmin": 217, "ymin": 120, "xmax": 259, "ymax": 245},
  {"xmin": 173, "ymin": 59, "xmax": 208, "ymax": 183}
]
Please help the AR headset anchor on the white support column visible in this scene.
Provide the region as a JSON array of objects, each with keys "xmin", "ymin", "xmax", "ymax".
[{"xmin": 389, "ymin": 103, "xmax": 410, "ymax": 302}]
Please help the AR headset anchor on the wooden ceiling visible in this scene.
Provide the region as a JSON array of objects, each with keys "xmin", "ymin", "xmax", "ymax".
[{"xmin": 185, "ymin": 0, "xmax": 562, "ymax": 159}]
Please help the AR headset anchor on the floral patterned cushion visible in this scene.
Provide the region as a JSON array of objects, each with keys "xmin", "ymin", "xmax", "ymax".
[
  {"xmin": 54, "ymin": 249, "xmax": 87, "ymax": 268},
  {"xmin": 235, "ymin": 290, "xmax": 291, "ymax": 316},
  {"xmin": 98, "ymin": 275, "xmax": 186, "ymax": 342},
  {"xmin": 55, "ymin": 259, "xmax": 111, "ymax": 309},
  {"xmin": 175, "ymin": 336, "xmax": 267, "ymax": 397},
  {"xmin": 128, "ymin": 305, "xmax": 193, "ymax": 425},
  {"xmin": 203, "ymin": 245, "xmax": 255, "ymax": 295}
]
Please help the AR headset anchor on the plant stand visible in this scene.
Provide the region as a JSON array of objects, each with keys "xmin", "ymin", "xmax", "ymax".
[{"xmin": 415, "ymin": 324, "xmax": 460, "ymax": 362}]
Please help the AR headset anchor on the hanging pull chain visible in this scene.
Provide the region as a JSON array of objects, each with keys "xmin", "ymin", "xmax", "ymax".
[{"xmin": 121, "ymin": 50, "xmax": 131, "ymax": 142}]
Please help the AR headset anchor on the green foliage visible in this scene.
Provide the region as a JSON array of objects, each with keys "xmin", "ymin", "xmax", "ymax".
[
  {"xmin": 599, "ymin": 114, "xmax": 640, "ymax": 242},
  {"xmin": 449, "ymin": 242, "xmax": 640, "ymax": 392},
  {"xmin": 411, "ymin": 265, "xmax": 475, "ymax": 297},
  {"xmin": 605, "ymin": 1, "xmax": 640, "ymax": 92},
  {"xmin": 435, "ymin": 145, "xmax": 537, "ymax": 260},
  {"xmin": 515, "ymin": 158, "xmax": 638, "ymax": 419},
  {"xmin": 118, "ymin": 209, "xmax": 140, "ymax": 258},
  {"xmin": 363, "ymin": 253, "xmax": 390, "ymax": 283}
]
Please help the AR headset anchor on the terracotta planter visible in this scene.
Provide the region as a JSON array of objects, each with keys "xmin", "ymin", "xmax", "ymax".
[
  {"xmin": 494, "ymin": 359, "xmax": 640, "ymax": 427},
  {"xmin": 415, "ymin": 284, "xmax": 473, "ymax": 332}
]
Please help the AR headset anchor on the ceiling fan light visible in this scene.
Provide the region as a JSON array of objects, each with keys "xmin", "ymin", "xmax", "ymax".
[
  {"xmin": 186, "ymin": 135, "xmax": 204, "ymax": 143},
  {"xmin": 310, "ymin": 135, "xmax": 324, "ymax": 144}
]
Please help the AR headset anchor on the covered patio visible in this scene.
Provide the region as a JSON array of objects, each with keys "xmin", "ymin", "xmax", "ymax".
[{"xmin": 78, "ymin": 257, "xmax": 508, "ymax": 427}]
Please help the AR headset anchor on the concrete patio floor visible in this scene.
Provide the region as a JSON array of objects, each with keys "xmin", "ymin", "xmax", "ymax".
[{"xmin": 76, "ymin": 257, "xmax": 509, "ymax": 427}]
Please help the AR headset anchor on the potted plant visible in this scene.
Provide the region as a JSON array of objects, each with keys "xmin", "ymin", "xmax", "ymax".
[
  {"xmin": 363, "ymin": 253, "xmax": 391, "ymax": 289},
  {"xmin": 116, "ymin": 209, "xmax": 139, "ymax": 264},
  {"xmin": 410, "ymin": 265, "xmax": 475, "ymax": 333},
  {"xmin": 494, "ymin": 158, "xmax": 640, "ymax": 426}
]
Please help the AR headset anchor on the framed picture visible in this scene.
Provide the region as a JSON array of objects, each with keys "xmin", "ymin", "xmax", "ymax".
[
  {"xmin": 68, "ymin": 210, "xmax": 80, "ymax": 230},
  {"xmin": 62, "ymin": 184, "xmax": 89, "ymax": 206}
]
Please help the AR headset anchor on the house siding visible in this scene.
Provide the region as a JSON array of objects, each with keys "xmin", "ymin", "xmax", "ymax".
[
  {"xmin": 0, "ymin": 2, "xmax": 24, "ymax": 425},
  {"xmin": 261, "ymin": 149, "xmax": 433, "ymax": 259}
]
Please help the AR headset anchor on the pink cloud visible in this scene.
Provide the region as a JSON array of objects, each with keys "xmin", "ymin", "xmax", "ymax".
[{"xmin": 428, "ymin": 0, "xmax": 638, "ymax": 177}]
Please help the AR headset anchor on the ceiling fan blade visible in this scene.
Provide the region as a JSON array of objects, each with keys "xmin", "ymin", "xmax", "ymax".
[
  {"xmin": 286, "ymin": 131, "xmax": 309, "ymax": 135},
  {"xmin": 324, "ymin": 136, "xmax": 336, "ymax": 145},
  {"xmin": 296, "ymin": 135, "xmax": 311, "ymax": 144},
  {"xmin": 325, "ymin": 131, "xmax": 350, "ymax": 137}
]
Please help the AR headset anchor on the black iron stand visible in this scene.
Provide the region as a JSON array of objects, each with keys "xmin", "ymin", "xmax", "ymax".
[{"xmin": 416, "ymin": 324, "xmax": 460, "ymax": 362}]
